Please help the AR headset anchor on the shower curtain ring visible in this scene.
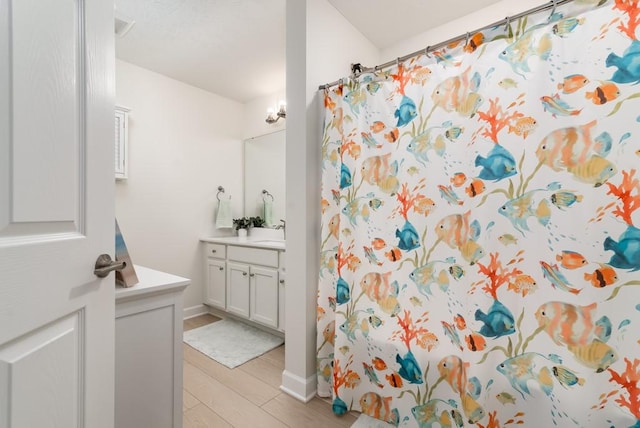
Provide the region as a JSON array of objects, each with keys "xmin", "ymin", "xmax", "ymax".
[
  {"xmin": 549, "ymin": 0, "xmax": 557, "ymax": 20},
  {"xmin": 396, "ymin": 57, "xmax": 400, "ymax": 67},
  {"xmin": 504, "ymin": 16, "xmax": 511, "ymax": 32},
  {"xmin": 425, "ymin": 46, "xmax": 431, "ymax": 58},
  {"xmin": 465, "ymin": 32, "xmax": 470, "ymax": 47}
]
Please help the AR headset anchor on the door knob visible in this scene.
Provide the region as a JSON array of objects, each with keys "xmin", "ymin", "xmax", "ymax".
[{"xmin": 94, "ymin": 254, "xmax": 126, "ymax": 278}]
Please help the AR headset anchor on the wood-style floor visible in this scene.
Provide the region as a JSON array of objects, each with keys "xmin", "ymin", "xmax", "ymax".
[{"xmin": 182, "ymin": 314, "xmax": 358, "ymax": 428}]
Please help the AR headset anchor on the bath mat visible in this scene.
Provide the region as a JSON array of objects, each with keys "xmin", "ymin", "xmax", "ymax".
[
  {"xmin": 350, "ymin": 414, "xmax": 396, "ymax": 428},
  {"xmin": 183, "ymin": 318, "xmax": 283, "ymax": 369}
]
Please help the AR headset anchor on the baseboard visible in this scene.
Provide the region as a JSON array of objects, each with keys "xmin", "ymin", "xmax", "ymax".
[
  {"xmin": 183, "ymin": 304, "xmax": 208, "ymax": 320},
  {"xmin": 280, "ymin": 370, "xmax": 317, "ymax": 403}
]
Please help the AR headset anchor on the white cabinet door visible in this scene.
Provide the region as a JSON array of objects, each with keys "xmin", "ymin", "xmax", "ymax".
[
  {"xmin": 250, "ymin": 266, "xmax": 279, "ymax": 328},
  {"xmin": 278, "ymin": 274, "xmax": 286, "ymax": 331},
  {"xmin": 0, "ymin": 0, "xmax": 115, "ymax": 426},
  {"xmin": 226, "ymin": 262, "xmax": 250, "ymax": 318},
  {"xmin": 205, "ymin": 259, "xmax": 226, "ymax": 309}
]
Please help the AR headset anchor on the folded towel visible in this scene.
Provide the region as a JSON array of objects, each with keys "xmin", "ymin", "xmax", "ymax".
[
  {"xmin": 263, "ymin": 200, "xmax": 274, "ymax": 227},
  {"xmin": 216, "ymin": 199, "xmax": 233, "ymax": 229}
]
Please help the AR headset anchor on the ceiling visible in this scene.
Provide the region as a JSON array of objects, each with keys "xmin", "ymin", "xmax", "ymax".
[{"xmin": 114, "ymin": 0, "xmax": 501, "ymax": 103}]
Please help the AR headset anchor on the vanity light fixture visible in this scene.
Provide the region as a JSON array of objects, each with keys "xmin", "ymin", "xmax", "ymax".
[{"xmin": 265, "ymin": 100, "xmax": 286, "ymax": 124}]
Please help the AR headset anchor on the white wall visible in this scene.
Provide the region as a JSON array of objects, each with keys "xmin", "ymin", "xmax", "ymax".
[
  {"xmin": 282, "ymin": 0, "xmax": 379, "ymax": 401},
  {"xmin": 115, "ymin": 60, "xmax": 244, "ymax": 311},
  {"xmin": 381, "ymin": 0, "xmax": 546, "ymax": 61}
]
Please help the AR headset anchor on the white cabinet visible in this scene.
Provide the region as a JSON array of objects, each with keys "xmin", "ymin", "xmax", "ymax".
[
  {"xmin": 205, "ymin": 258, "xmax": 226, "ymax": 309},
  {"xmin": 203, "ymin": 240, "xmax": 285, "ymax": 331},
  {"xmin": 204, "ymin": 243, "xmax": 226, "ymax": 310},
  {"xmin": 115, "ymin": 105, "xmax": 130, "ymax": 180},
  {"xmin": 226, "ymin": 262, "xmax": 250, "ymax": 318},
  {"xmin": 250, "ymin": 265, "xmax": 279, "ymax": 328},
  {"xmin": 115, "ymin": 265, "xmax": 189, "ymax": 428}
]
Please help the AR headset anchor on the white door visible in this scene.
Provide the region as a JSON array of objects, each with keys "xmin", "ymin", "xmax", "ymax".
[{"xmin": 0, "ymin": 0, "xmax": 115, "ymax": 426}]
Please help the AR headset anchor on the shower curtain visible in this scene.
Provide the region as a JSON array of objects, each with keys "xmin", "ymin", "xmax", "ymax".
[{"xmin": 318, "ymin": 1, "xmax": 640, "ymax": 427}]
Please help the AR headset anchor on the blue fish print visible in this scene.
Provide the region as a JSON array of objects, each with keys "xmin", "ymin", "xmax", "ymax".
[
  {"xmin": 496, "ymin": 353, "xmax": 554, "ymax": 398},
  {"xmin": 395, "ymin": 96, "xmax": 418, "ymax": 127},
  {"xmin": 396, "ymin": 220, "xmax": 420, "ymax": 251},
  {"xmin": 540, "ymin": 261, "xmax": 582, "ymax": 295},
  {"xmin": 498, "ymin": 191, "xmax": 551, "ymax": 236},
  {"xmin": 336, "ymin": 276, "xmax": 350, "ymax": 304},
  {"xmin": 396, "ymin": 350, "xmax": 423, "ymax": 384},
  {"xmin": 595, "ymin": 315, "xmax": 612, "ymax": 343},
  {"xmin": 475, "ymin": 299, "xmax": 515, "ymax": 338},
  {"xmin": 441, "ymin": 321, "xmax": 463, "ymax": 350},
  {"xmin": 332, "ymin": 396, "xmax": 348, "ymax": 415},
  {"xmin": 604, "ymin": 225, "xmax": 640, "ymax": 271},
  {"xmin": 411, "ymin": 400, "xmax": 440, "ymax": 427},
  {"xmin": 606, "ymin": 40, "xmax": 640, "ymax": 85},
  {"xmin": 475, "ymin": 144, "xmax": 517, "ymax": 181},
  {"xmin": 340, "ymin": 163, "xmax": 352, "ymax": 189},
  {"xmin": 362, "ymin": 362, "xmax": 384, "ymax": 388},
  {"xmin": 410, "ymin": 262, "xmax": 450, "ymax": 297},
  {"xmin": 499, "ymin": 27, "xmax": 552, "ymax": 77}
]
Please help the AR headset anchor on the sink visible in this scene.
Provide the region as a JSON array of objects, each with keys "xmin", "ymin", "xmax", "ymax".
[{"xmin": 254, "ymin": 239, "xmax": 285, "ymax": 246}]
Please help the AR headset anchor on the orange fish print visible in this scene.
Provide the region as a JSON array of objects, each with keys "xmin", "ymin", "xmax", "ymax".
[
  {"xmin": 508, "ymin": 116, "xmax": 537, "ymax": 139},
  {"xmin": 557, "ymin": 74, "xmax": 589, "ymax": 94},
  {"xmin": 454, "ymin": 314, "xmax": 467, "ymax": 330},
  {"xmin": 371, "ymin": 121, "xmax": 386, "ymax": 133},
  {"xmin": 584, "ymin": 263, "xmax": 618, "ymax": 288},
  {"xmin": 384, "ymin": 127, "xmax": 399, "ymax": 143},
  {"xmin": 431, "ymin": 67, "xmax": 483, "ymax": 117},
  {"xmin": 585, "ymin": 82, "xmax": 620, "ymax": 105},
  {"xmin": 371, "ymin": 238, "xmax": 386, "ymax": 250},
  {"xmin": 508, "ymin": 274, "xmax": 538, "ymax": 296},
  {"xmin": 437, "ymin": 355, "xmax": 469, "ymax": 394},
  {"xmin": 372, "ymin": 357, "xmax": 387, "ymax": 371},
  {"xmin": 465, "ymin": 333, "xmax": 486, "ymax": 351},
  {"xmin": 463, "ymin": 32, "xmax": 485, "ymax": 53},
  {"xmin": 465, "ymin": 179, "xmax": 485, "ymax": 197},
  {"xmin": 359, "ymin": 392, "xmax": 399, "ymax": 425},
  {"xmin": 556, "ymin": 250, "xmax": 588, "ymax": 269},
  {"xmin": 386, "ymin": 372, "xmax": 404, "ymax": 388},
  {"xmin": 324, "ymin": 92, "xmax": 336, "ymax": 110},
  {"xmin": 361, "ymin": 153, "xmax": 399, "ymax": 194},
  {"xmin": 385, "ymin": 247, "xmax": 402, "ymax": 262},
  {"xmin": 535, "ymin": 301, "xmax": 604, "ymax": 347},
  {"xmin": 450, "ymin": 172, "xmax": 467, "ymax": 187},
  {"xmin": 360, "ymin": 272, "xmax": 396, "ymax": 302}
]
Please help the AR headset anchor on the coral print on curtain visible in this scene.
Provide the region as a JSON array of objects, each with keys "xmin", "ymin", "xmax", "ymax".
[{"xmin": 317, "ymin": 1, "xmax": 640, "ymax": 427}]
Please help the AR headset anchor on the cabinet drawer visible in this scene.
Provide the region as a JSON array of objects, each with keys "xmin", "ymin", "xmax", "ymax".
[
  {"xmin": 205, "ymin": 243, "xmax": 226, "ymax": 259},
  {"xmin": 228, "ymin": 245, "xmax": 278, "ymax": 267}
]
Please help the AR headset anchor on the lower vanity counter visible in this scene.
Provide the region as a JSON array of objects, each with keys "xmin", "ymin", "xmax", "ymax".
[
  {"xmin": 115, "ymin": 265, "xmax": 190, "ymax": 428},
  {"xmin": 200, "ymin": 237, "xmax": 285, "ymax": 332}
]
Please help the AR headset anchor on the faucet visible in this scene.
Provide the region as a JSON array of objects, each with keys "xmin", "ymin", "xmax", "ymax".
[{"xmin": 276, "ymin": 219, "xmax": 286, "ymax": 239}]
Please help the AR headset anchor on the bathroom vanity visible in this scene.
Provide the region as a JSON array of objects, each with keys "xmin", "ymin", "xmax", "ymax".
[
  {"xmin": 201, "ymin": 236, "xmax": 285, "ymax": 332},
  {"xmin": 115, "ymin": 265, "xmax": 190, "ymax": 428}
]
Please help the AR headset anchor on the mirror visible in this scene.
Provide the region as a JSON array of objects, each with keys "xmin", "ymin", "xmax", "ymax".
[{"xmin": 244, "ymin": 130, "xmax": 285, "ymax": 227}]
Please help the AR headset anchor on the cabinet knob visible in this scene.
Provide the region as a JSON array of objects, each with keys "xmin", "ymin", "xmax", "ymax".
[
  {"xmin": 249, "ymin": 273, "xmax": 255, "ymax": 277},
  {"xmin": 279, "ymin": 279, "xmax": 285, "ymax": 284},
  {"xmin": 211, "ymin": 249, "xmax": 217, "ymax": 253},
  {"xmin": 242, "ymin": 272, "xmax": 248, "ymax": 276},
  {"xmin": 219, "ymin": 267, "xmax": 224, "ymax": 271}
]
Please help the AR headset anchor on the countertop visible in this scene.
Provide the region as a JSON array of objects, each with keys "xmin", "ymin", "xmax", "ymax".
[
  {"xmin": 115, "ymin": 265, "xmax": 191, "ymax": 302},
  {"xmin": 200, "ymin": 236, "xmax": 286, "ymax": 251}
]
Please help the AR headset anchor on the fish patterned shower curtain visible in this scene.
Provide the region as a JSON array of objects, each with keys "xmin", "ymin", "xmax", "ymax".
[{"xmin": 318, "ymin": 1, "xmax": 640, "ymax": 427}]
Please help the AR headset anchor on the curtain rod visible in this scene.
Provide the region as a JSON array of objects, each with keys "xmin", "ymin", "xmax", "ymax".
[{"xmin": 318, "ymin": 0, "xmax": 575, "ymax": 90}]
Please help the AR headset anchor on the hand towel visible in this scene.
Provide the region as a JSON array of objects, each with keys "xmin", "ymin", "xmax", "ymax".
[
  {"xmin": 263, "ymin": 200, "xmax": 274, "ymax": 227},
  {"xmin": 216, "ymin": 199, "xmax": 233, "ymax": 229}
]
